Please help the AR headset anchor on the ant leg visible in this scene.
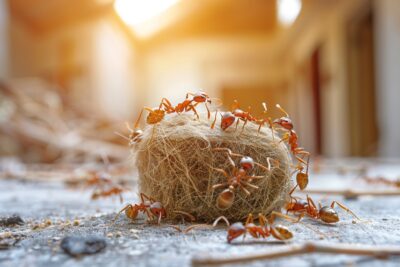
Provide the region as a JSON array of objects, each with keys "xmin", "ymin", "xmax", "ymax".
[
  {"xmin": 241, "ymin": 181, "xmax": 259, "ymax": 190},
  {"xmin": 235, "ymin": 118, "xmax": 240, "ymax": 130},
  {"xmin": 113, "ymin": 204, "xmax": 132, "ymax": 223},
  {"xmin": 289, "ymin": 184, "xmax": 299, "ymax": 199},
  {"xmin": 212, "ymin": 183, "xmax": 229, "ymax": 190},
  {"xmin": 212, "ymin": 216, "xmax": 230, "ymax": 227},
  {"xmin": 254, "ymin": 161, "xmax": 271, "ymax": 172},
  {"xmin": 258, "ymin": 214, "xmax": 269, "ymax": 227},
  {"xmin": 211, "ymin": 168, "xmax": 229, "ymax": 179},
  {"xmin": 240, "ymin": 119, "xmax": 248, "ymax": 134},
  {"xmin": 189, "ymin": 104, "xmax": 200, "ymax": 120},
  {"xmin": 238, "ymin": 184, "xmax": 251, "ymax": 195},
  {"xmin": 330, "ymin": 201, "xmax": 360, "ymax": 220},
  {"xmin": 211, "ymin": 111, "xmax": 218, "ymax": 129},
  {"xmin": 245, "ymin": 213, "xmax": 254, "ymax": 225},
  {"xmin": 212, "ymin": 147, "xmax": 245, "ymax": 159},
  {"xmin": 205, "ymin": 103, "xmax": 211, "ymax": 119},
  {"xmin": 182, "ymin": 224, "xmax": 213, "ymax": 234},
  {"xmin": 140, "ymin": 192, "xmax": 156, "ymax": 203},
  {"xmin": 269, "ymin": 211, "xmax": 303, "ymax": 224},
  {"xmin": 307, "ymin": 195, "xmax": 318, "ymax": 210},
  {"xmin": 158, "ymin": 212, "xmax": 162, "ymax": 225},
  {"xmin": 246, "ymin": 175, "xmax": 265, "ymax": 180}
]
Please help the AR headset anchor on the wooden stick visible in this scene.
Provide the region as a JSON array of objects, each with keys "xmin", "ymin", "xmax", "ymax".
[
  {"xmin": 302, "ymin": 189, "xmax": 400, "ymax": 199},
  {"xmin": 192, "ymin": 242, "xmax": 400, "ymax": 266}
]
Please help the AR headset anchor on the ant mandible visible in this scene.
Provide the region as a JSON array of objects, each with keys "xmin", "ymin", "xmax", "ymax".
[
  {"xmin": 113, "ymin": 193, "xmax": 166, "ymax": 224},
  {"xmin": 211, "ymin": 148, "xmax": 271, "ymax": 210},
  {"xmin": 227, "ymin": 213, "xmax": 293, "ymax": 243}
]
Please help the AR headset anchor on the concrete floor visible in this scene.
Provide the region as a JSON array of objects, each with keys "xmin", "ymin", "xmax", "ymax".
[{"xmin": 1, "ymin": 158, "xmax": 400, "ymax": 267}]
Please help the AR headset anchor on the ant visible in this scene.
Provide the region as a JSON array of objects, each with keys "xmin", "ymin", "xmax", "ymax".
[
  {"xmin": 282, "ymin": 194, "xmax": 360, "ymax": 224},
  {"xmin": 77, "ymin": 156, "xmax": 128, "ymax": 203},
  {"xmin": 273, "ymin": 104, "xmax": 310, "ymax": 190},
  {"xmin": 211, "ymin": 148, "xmax": 271, "ymax": 210},
  {"xmin": 227, "ymin": 213, "xmax": 293, "ymax": 243},
  {"xmin": 184, "ymin": 91, "xmax": 213, "ymax": 119},
  {"xmin": 113, "ymin": 193, "xmax": 166, "ymax": 225},
  {"xmin": 91, "ymin": 185, "xmax": 125, "ymax": 203}
]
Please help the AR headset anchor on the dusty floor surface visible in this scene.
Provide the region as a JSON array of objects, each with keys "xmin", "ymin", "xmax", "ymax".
[{"xmin": 1, "ymin": 159, "xmax": 400, "ymax": 267}]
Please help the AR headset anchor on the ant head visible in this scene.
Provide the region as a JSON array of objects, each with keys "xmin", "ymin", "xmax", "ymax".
[
  {"xmin": 239, "ymin": 156, "xmax": 254, "ymax": 171},
  {"xmin": 227, "ymin": 222, "xmax": 246, "ymax": 243},
  {"xmin": 220, "ymin": 112, "xmax": 235, "ymax": 130},
  {"xmin": 273, "ymin": 117, "xmax": 293, "ymax": 130}
]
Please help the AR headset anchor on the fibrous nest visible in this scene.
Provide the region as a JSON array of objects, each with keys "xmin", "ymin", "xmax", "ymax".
[{"xmin": 135, "ymin": 114, "xmax": 291, "ymax": 222}]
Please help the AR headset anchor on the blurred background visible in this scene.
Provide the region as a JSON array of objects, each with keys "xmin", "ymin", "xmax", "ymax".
[{"xmin": 0, "ymin": 0, "xmax": 399, "ymax": 164}]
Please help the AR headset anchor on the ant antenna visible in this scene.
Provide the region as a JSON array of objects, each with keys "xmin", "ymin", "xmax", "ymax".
[
  {"xmin": 114, "ymin": 131, "xmax": 130, "ymax": 141},
  {"xmin": 125, "ymin": 122, "xmax": 133, "ymax": 132},
  {"xmin": 133, "ymin": 109, "xmax": 144, "ymax": 129},
  {"xmin": 276, "ymin": 104, "xmax": 289, "ymax": 117},
  {"xmin": 262, "ymin": 102, "xmax": 268, "ymax": 113}
]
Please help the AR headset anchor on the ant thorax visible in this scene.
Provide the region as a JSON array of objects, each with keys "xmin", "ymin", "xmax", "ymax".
[{"xmin": 232, "ymin": 109, "xmax": 245, "ymax": 118}]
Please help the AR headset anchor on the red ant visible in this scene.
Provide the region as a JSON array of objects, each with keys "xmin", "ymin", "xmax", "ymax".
[
  {"xmin": 184, "ymin": 91, "xmax": 213, "ymax": 119},
  {"xmin": 211, "ymin": 148, "xmax": 271, "ymax": 210},
  {"xmin": 92, "ymin": 185, "xmax": 125, "ymax": 203},
  {"xmin": 283, "ymin": 194, "xmax": 360, "ymax": 224},
  {"xmin": 113, "ymin": 193, "xmax": 166, "ymax": 224},
  {"xmin": 227, "ymin": 213, "xmax": 293, "ymax": 243},
  {"xmin": 273, "ymin": 104, "xmax": 310, "ymax": 190}
]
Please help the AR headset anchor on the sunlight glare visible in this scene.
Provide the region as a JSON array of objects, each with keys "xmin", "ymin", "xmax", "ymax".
[
  {"xmin": 114, "ymin": 0, "xmax": 179, "ymax": 27},
  {"xmin": 277, "ymin": 0, "xmax": 302, "ymax": 26}
]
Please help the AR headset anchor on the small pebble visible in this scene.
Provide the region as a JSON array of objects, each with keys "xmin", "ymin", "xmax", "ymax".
[
  {"xmin": 73, "ymin": 220, "xmax": 80, "ymax": 226},
  {"xmin": 107, "ymin": 233, "xmax": 113, "ymax": 238},
  {"xmin": 0, "ymin": 215, "xmax": 24, "ymax": 227},
  {"xmin": 60, "ymin": 236, "xmax": 106, "ymax": 257}
]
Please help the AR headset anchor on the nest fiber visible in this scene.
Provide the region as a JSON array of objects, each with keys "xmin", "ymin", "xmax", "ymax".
[{"xmin": 135, "ymin": 114, "xmax": 291, "ymax": 222}]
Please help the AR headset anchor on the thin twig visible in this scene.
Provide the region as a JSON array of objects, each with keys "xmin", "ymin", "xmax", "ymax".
[
  {"xmin": 192, "ymin": 242, "xmax": 400, "ymax": 266},
  {"xmin": 302, "ymin": 189, "xmax": 400, "ymax": 199}
]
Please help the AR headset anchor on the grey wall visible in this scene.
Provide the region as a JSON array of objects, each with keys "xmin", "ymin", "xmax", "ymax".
[
  {"xmin": 375, "ymin": 0, "xmax": 400, "ymax": 157},
  {"xmin": 0, "ymin": 0, "xmax": 8, "ymax": 79}
]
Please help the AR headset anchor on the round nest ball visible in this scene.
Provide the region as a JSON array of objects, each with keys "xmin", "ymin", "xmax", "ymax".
[{"xmin": 134, "ymin": 114, "xmax": 292, "ymax": 222}]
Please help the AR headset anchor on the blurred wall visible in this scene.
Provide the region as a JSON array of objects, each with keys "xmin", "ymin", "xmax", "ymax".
[
  {"xmin": 0, "ymin": 0, "xmax": 8, "ymax": 79},
  {"xmin": 9, "ymin": 14, "xmax": 136, "ymax": 120},
  {"xmin": 375, "ymin": 0, "xmax": 400, "ymax": 158}
]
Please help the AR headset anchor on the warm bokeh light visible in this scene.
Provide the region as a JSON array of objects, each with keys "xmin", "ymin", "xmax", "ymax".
[
  {"xmin": 277, "ymin": 0, "xmax": 302, "ymax": 26},
  {"xmin": 114, "ymin": 0, "xmax": 179, "ymax": 27}
]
